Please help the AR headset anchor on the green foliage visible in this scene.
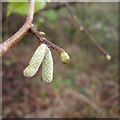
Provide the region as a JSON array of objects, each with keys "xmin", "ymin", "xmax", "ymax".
[
  {"xmin": 7, "ymin": 2, "xmax": 28, "ymax": 16},
  {"xmin": 79, "ymin": 88, "xmax": 89, "ymax": 97},
  {"xmin": 3, "ymin": 59, "xmax": 13, "ymax": 66},
  {"xmin": 3, "ymin": 58, "xmax": 16, "ymax": 66},
  {"xmin": 43, "ymin": 97, "xmax": 51, "ymax": 105},
  {"xmin": 34, "ymin": 1, "xmax": 46, "ymax": 13},
  {"xmin": 64, "ymin": 70, "xmax": 75, "ymax": 87},
  {"xmin": 7, "ymin": 0, "xmax": 46, "ymax": 16},
  {"xmin": 53, "ymin": 75, "xmax": 62, "ymax": 89},
  {"xmin": 43, "ymin": 10, "xmax": 58, "ymax": 22}
]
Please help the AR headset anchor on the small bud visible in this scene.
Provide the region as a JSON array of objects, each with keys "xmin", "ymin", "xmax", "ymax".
[
  {"xmin": 39, "ymin": 31, "xmax": 45, "ymax": 36},
  {"xmin": 60, "ymin": 51, "xmax": 70, "ymax": 64},
  {"xmin": 106, "ymin": 54, "xmax": 111, "ymax": 60},
  {"xmin": 80, "ymin": 26, "xmax": 84, "ymax": 31}
]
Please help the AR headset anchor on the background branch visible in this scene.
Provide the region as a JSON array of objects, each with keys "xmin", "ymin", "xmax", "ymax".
[
  {"xmin": 42, "ymin": 2, "xmax": 77, "ymax": 11},
  {"xmin": 65, "ymin": 89, "xmax": 106, "ymax": 116},
  {"xmin": 0, "ymin": 0, "xmax": 35, "ymax": 57},
  {"xmin": 65, "ymin": 3, "xmax": 111, "ymax": 60}
]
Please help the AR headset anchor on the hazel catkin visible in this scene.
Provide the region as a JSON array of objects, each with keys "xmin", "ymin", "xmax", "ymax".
[
  {"xmin": 23, "ymin": 44, "xmax": 47, "ymax": 77},
  {"xmin": 42, "ymin": 47, "xmax": 53, "ymax": 83}
]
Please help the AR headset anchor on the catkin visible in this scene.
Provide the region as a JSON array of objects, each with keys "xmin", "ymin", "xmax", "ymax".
[
  {"xmin": 23, "ymin": 44, "xmax": 47, "ymax": 77},
  {"xmin": 42, "ymin": 47, "xmax": 53, "ymax": 83}
]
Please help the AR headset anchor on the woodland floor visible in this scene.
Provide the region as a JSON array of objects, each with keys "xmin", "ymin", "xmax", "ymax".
[{"xmin": 2, "ymin": 43, "xmax": 118, "ymax": 118}]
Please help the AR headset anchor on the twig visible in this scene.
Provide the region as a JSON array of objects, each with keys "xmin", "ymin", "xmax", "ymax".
[
  {"xmin": 42, "ymin": 2, "xmax": 77, "ymax": 11},
  {"xmin": 0, "ymin": 0, "xmax": 35, "ymax": 57},
  {"xmin": 65, "ymin": 3, "xmax": 111, "ymax": 60},
  {"xmin": 65, "ymin": 89, "xmax": 106, "ymax": 116},
  {"xmin": 29, "ymin": 26, "xmax": 64, "ymax": 54}
]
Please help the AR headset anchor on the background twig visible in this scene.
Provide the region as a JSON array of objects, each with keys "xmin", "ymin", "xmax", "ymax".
[
  {"xmin": 65, "ymin": 3, "xmax": 111, "ymax": 60},
  {"xmin": 65, "ymin": 89, "xmax": 106, "ymax": 116},
  {"xmin": 42, "ymin": 2, "xmax": 77, "ymax": 11}
]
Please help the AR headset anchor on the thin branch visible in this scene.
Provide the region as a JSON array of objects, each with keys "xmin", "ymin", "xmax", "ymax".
[
  {"xmin": 0, "ymin": 0, "xmax": 35, "ymax": 57},
  {"xmin": 65, "ymin": 3, "xmax": 111, "ymax": 60},
  {"xmin": 42, "ymin": 2, "xmax": 77, "ymax": 11},
  {"xmin": 29, "ymin": 26, "xmax": 64, "ymax": 54},
  {"xmin": 65, "ymin": 89, "xmax": 106, "ymax": 116}
]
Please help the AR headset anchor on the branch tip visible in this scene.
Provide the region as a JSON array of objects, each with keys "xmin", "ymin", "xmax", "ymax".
[
  {"xmin": 65, "ymin": 3, "xmax": 111, "ymax": 60},
  {"xmin": 106, "ymin": 54, "xmax": 111, "ymax": 60}
]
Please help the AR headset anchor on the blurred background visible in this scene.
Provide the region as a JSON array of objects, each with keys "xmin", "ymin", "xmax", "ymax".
[{"xmin": 2, "ymin": 2, "xmax": 118, "ymax": 118}]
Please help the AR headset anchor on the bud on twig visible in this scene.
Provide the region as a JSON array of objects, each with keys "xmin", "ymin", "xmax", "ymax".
[
  {"xmin": 39, "ymin": 31, "xmax": 46, "ymax": 36},
  {"xmin": 59, "ymin": 51, "xmax": 70, "ymax": 64},
  {"xmin": 80, "ymin": 26, "xmax": 84, "ymax": 31},
  {"xmin": 106, "ymin": 54, "xmax": 111, "ymax": 60}
]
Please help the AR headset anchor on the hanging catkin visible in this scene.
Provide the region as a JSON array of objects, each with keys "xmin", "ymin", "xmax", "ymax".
[
  {"xmin": 23, "ymin": 44, "xmax": 47, "ymax": 77},
  {"xmin": 42, "ymin": 46, "xmax": 53, "ymax": 83}
]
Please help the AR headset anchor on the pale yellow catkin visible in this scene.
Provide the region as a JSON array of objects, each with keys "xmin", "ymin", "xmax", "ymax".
[
  {"xmin": 42, "ymin": 47, "xmax": 53, "ymax": 83},
  {"xmin": 23, "ymin": 44, "xmax": 47, "ymax": 77}
]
